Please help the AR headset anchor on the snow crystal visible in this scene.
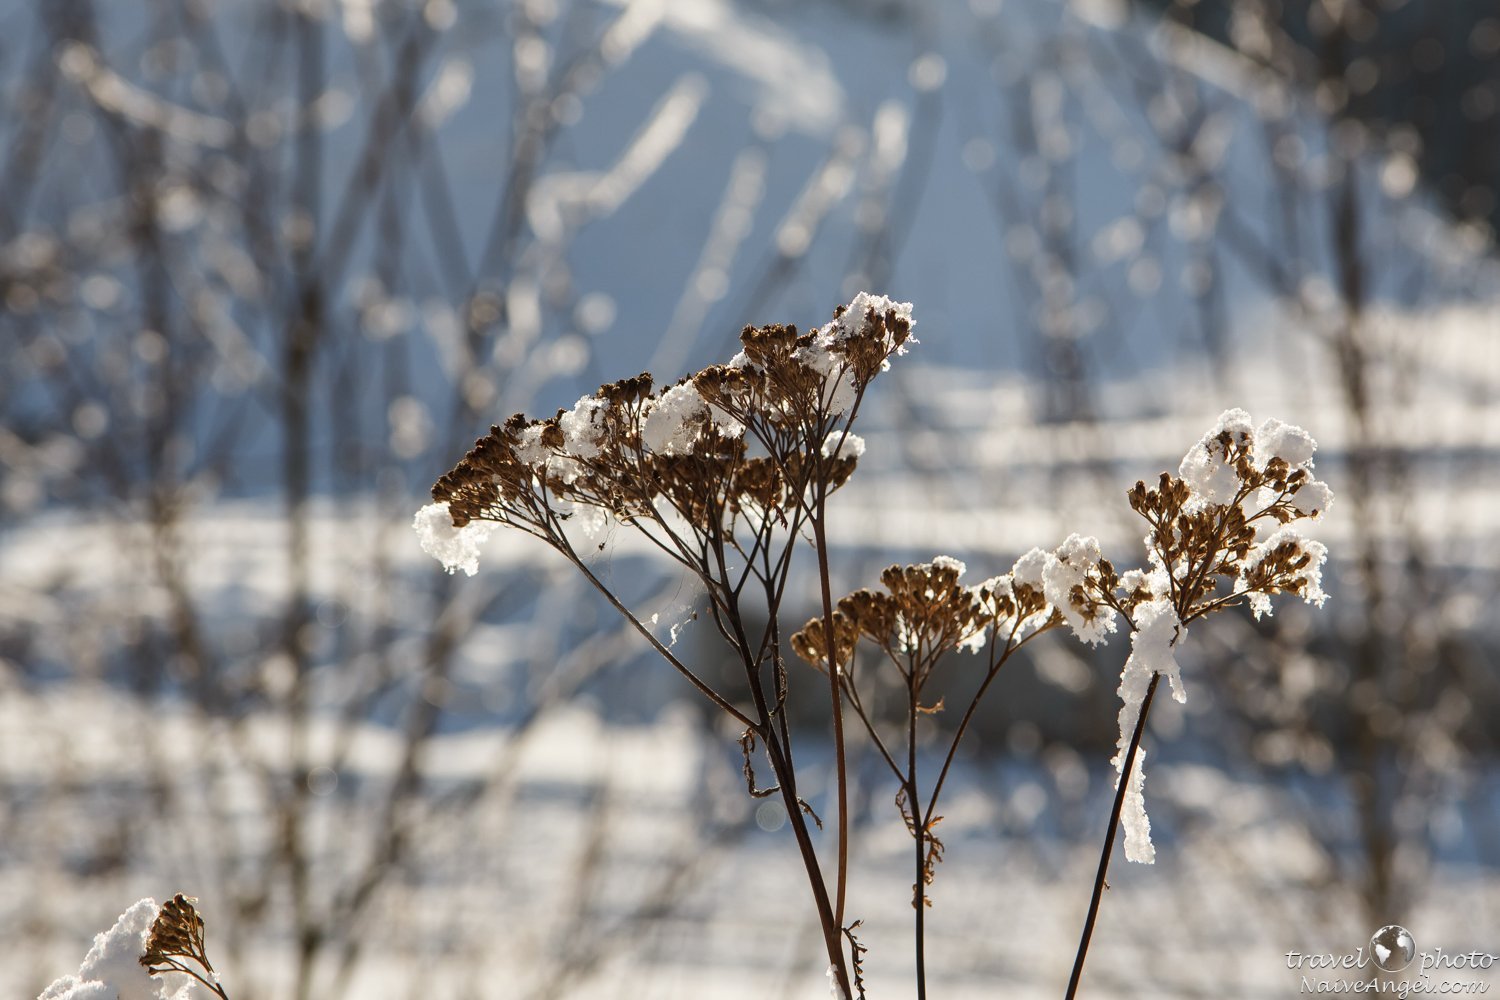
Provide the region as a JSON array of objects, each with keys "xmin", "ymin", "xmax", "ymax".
[
  {"xmin": 555, "ymin": 499, "xmax": 609, "ymax": 545},
  {"xmin": 704, "ymin": 399, "xmax": 745, "ymax": 439},
  {"xmin": 1043, "ymin": 534, "xmax": 1117, "ymax": 646},
  {"xmin": 1255, "ymin": 417, "xmax": 1316, "ymax": 467},
  {"xmin": 514, "ymin": 423, "xmax": 551, "ymax": 466},
  {"xmin": 413, "ymin": 502, "xmax": 494, "ymax": 576},
  {"xmin": 558, "ymin": 395, "xmax": 610, "ymax": 458},
  {"xmin": 1292, "ymin": 478, "xmax": 1334, "ymax": 517},
  {"xmin": 546, "ymin": 454, "xmax": 588, "ymax": 485},
  {"xmin": 1119, "ymin": 566, "xmax": 1169, "ymax": 600},
  {"xmin": 1109, "ymin": 598, "xmax": 1187, "ymax": 864},
  {"xmin": 827, "ymin": 291, "xmax": 916, "ymax": 359},
  {"xmin": 929, "ymin": 554, "xmax": 966, "ymax": 577},
  {"xmin": 1010, "ymin": 547, "xmax": 1049, "ymax": 589},
  {"xmin": 820, "ymin": 430, "xmax": 866, "ymax": 459},
  {"xmin": 793, "ymin": 333, "xmax": 858, "ymax": 413},
  {"xmin": 957, "ymin": 625, "xmax": 989, "ymax": 654},
  {"xmin": 38, "ymin": 898, "xmax": 188, "ymax": 1000},
  {"xmin": 1178, "ymin": 408, "xmax": 1254, "ymax": 505},
  {"xmin": 642, "ymin": 383, "xmax": 708, "ymax": 455}
]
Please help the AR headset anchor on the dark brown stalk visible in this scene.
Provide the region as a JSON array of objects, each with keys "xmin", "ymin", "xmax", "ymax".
[
  {"xmin": 811, "ymin": 502, "xmax": 854, "ymax": 999},
  {"xmin": 556, "ymin": 531, "xmax": 850, "ymax": 998},
  {"xmin": 909, "ymin": 673, "xmax": 927, "ymax": 1000},
  {"xmin": 1065, "ymin": 671, "xmax": 1162, "ymax": 999}
]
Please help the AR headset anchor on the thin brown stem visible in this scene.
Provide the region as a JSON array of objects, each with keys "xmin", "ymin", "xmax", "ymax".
[
  {"xmin": 908, "ymin": 674, "xmax": 927, "ymax": 1000},
  {"xmin": 1065, "ymin": 671, "xmax": 1162, "ymax": 1000},
  {"xmin": 922, "ymin": 622, "xmax": 1046, "ymax": 828},
  {"xmin": 811, "ymin": 504, "xmax": 853, "ymax": 991},
  {"xmin": 558, "ymin": 545, "xmax": 754, "ymax": 728}
]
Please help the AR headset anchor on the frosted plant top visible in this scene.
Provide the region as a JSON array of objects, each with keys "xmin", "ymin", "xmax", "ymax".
[{"xmin": 416, "ymin": 293, "xmax": 914, "ymax": 575}]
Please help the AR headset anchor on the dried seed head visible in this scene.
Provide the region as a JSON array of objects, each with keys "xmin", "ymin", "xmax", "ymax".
[
  {"xmin": 420, "ymin": 294, "xmax": 915, "ymax": 576},
  {"xmin": 141, "ymin": 893, "xmax": 211, "ymax": 975},
  {"xmin": 791, "ymin": 610, "xmax": 860, "ymax": 671},
  {"xmin": 1122, "ymin": 411, "xmax": 1334, "ymax": 626}
]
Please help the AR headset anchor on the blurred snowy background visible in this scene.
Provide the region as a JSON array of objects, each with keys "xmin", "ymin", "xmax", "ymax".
[{"xmin": 2, "ymin": 0, "xmax": 1499, "ymax": 996}]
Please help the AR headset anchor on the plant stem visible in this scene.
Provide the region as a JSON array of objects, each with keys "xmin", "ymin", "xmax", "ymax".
[
  {"xmin": 914, "ymin": 810, "xmax": 927, "ymax": 1000},
  {"xmin": 910, "ymin": 680, "xmax": 927, "ymax": 1000},
  {"xmin": 811, "ymin": 509, "xmax": 851, "ymax": 929},
  {"xmin": 761, "ymin": 727, "xmax": 853, "ymax": 1000},
  {"xmin": 1064, "ymin": 671, "xmax": 1161, "ymax": 999}
]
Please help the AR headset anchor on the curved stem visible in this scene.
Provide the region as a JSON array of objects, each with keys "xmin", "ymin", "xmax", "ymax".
[
  {"xmin": 1065, "ymin": 671, "xmax": 1162, "ymax": 999},
  {"xmin": 922, "ymin": 622, "xmax": 1045, "ymax": 828},
  {"xmin": 558, "ymin": 544, "xmax": 754, "ymax": 728}
]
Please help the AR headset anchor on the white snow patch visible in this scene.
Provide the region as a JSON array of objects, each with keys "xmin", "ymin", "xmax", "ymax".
[
  {"xmin": 1043, "ymin": 533, "xmax": 1117, "ymax": 646},
  {"xmin": 413, "ymin": 502, "xmax": 494, "ymax": 576},
  {"xmin": 38, "ymin": 898, "xmax": 191, "ymax": 1000}
]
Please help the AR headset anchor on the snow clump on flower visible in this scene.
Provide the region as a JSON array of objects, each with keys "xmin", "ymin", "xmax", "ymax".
[
  {"xmin": 1112, "ymin": 598, "xmax": 1185, "ymax": 864},
  {"xmin": 514, "ymin": 423, "xmax": 550, "ymax": 467},
  {"xmin": 1235, "ymin": 526, "xmax": 1329, "ymax": 619},
  {"xmin": 794, "ymin": 291, "xmax": 916, "ymax": 413},
  {"xmin": 821, "ymin": 430, "xmax": 866, "ymax": 459},
  {"xmin": 825, "ymin": 291, "xmax": 916, "ymax": 362},
  {"xmin": 1010, "ymin": 547, "xmax": 1049, "ymax": 591},
  {"xmin": 1043, "ymin": 533, "xmax": 1117, "ymax": 646},
  {"xmin": 642, "ymin": 382, "xmax": 710, "ymax": 455},
  {"xmin": 1177, "ymin": 407, "xmax": 1254, "ymax": 506},
  {"xmin": 1255, "ymin": 417, "xmax": 1316, "ymax": 466},
  {"xmin": 38, "ymin": 898, "xmax": 190, "ymax": 1000},
  {"xmin": 558, "ymin": 394, "xmax": 610, "ymax": 458},
  {"xmin": 413, "ymin": 501, "xmax": 494, "ymax": 576}
]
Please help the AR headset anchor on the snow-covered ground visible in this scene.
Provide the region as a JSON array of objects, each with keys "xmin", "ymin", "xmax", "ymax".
[{"xmin": 13, "ymin": 685, "xmax": 1500, "ymax": 998}]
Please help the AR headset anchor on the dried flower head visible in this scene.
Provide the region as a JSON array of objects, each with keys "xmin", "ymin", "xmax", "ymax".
[
  {"xmin": 418, "ymin": 294, "xmax": 915, "ymax": 579},
  {"xmin": 1102, "ymin": 409, "xmax": 1335, "ymax": 864},
  {"xmin": 140, "ymin": 893, "xmax": 230, "ymax": 998},
  {"xmin": 792, "ymin": 557, "xmax": 991, "ymax": 677}
]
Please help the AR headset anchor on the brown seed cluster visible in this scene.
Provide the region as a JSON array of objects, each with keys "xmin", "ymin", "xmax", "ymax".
[
  {"xmin": 1117, "ymin": 413, "xmax": 1331, "ymax": 624},
  {"xmin": 791, "ymin": 557, "xmax": 1057, "ymax": 682},
  {"xmin": 140, "ymin": 893, "xmax": 218, "ymax": 983},
  {"xmin": 428, "ymin": 297, "xmax": 911, "ymax": 552}
]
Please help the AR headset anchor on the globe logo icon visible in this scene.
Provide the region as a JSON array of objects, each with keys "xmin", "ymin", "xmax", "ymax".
[{"xmin": 1371, "ymin": 925, "xmax": 1416, "ymax": 972}]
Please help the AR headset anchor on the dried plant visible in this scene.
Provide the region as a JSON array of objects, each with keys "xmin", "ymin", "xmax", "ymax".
[
  {"xmin": 1062, "ymin": 410, "xmax": 1333, "ymax": 996},
  {"xmin": 139, "ymin": 894, "xmax": 231, "ymax": 1000},
  {"xmin": 421, "ymin": 292, "xmax": 912, "ymax": 1000},
  {"xmin": 420, "ymin": 296, "xmax": 1334, "ymax": 998}
]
